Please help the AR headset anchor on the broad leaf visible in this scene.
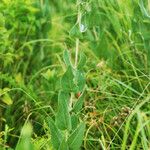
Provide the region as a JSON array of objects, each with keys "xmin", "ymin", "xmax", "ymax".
[
  {"xmin": 46, "ymin": 117, "xmax": 62, "ymax": 150},
  {"xmin": 61, "ymin": 66, "xmax": 74, "ymax": 92},
  {"xmin": 72, "ymin": 93, "xmax": 85, "ymax": 113},
  {"xmin": 16, "ymin": 123, "xmax": 34, "ymax": 150},
  {"xmin": 55, "ymin": 91, "xmax": 71, "ymax": 130},
  {"xmin": 59, "ymin": 137, "xmax": 69, "ymax": 150},
  {"xmin": 74, "ymin": 70, "xmax": 86, "ymax": 92},
  {"xmin": 68, "ymin": 122, "xmax": 86, "ymax": 150},
  {"xmin": 77, "ymin": 52, "xmax": 86, "ymax": 70},
  {"xmin": 69, "ymin": 24, "xmax": 83, "ymax": 39},
  {"xmin": 71, "ymin": 114, "xmax": 79, "ymax": 130},
  {"xmin": 63, "ymin": 50, "xmax": 72, "ymax": 67},
  {"xmin": 2, "ymin": 93, "xmax": 13, "ymax": 105}
]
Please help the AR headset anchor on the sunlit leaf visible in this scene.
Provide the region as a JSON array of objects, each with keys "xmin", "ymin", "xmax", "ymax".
[
  {"xmin": 63, "ymin": 50, "xmax": 72, "ymax": 67},
  {"xmin": 61, "ymin": 66, "xmax": 75, "ymax": 92},
  {"xmin": 16, "ymin": 123, "xmax": 34, "ymax": 150},
  {"xmin": 2, "ymin": 93, "xmax": 13, "ymax": 105},
  {"xmin": 72, "ymin": 93, "xmax": 85, "ymax": 113},
  {"xmin": 68, "ymin": 122, "xmax": 85, "ymax": 150},
  {"xmin": 55, "ymin": 91, "xmax": 71, "ymax": 130},
  {"xmin": 46, "ymin": 117, "xmax": 62, "ymax": 150}
]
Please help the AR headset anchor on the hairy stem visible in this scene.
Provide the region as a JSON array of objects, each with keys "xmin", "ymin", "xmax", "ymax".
[
  {"xmin": 75, "ymin": 38, "xmax": 79, "ymax": 68},
  {"xmin": 75, "ymin": 0, "xmax": 81, "ymax": 68}
]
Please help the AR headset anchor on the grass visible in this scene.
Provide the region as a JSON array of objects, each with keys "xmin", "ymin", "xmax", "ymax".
[{"xmin": 0, "ymin": 0, "xmax": 150, "ymax": 149}]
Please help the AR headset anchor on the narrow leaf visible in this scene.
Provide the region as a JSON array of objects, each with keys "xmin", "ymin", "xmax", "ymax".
[{"xmin": 139, "ymin": 0, "xmax": 150, "ymax": 18}]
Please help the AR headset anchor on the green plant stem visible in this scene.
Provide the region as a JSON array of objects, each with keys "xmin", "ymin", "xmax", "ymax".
[
  {"xmin": 75, "ymin": 38, "xmax": 79, "ymax": 68},
  {"xmin": 69, "ymin": 93, "xmax": 74, "ymax": 111},
  {"xmin": 75, "ymin": 0, "xmax": 81, "ymax": 68}
]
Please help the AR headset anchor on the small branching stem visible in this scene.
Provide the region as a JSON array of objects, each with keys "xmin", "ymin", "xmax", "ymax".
[
  {"xmin": 75, "ymin": 38, "xmax": 79, "ymax": 68},
  {"xmin": 75, "ymin": 0, "xmax": 81, "ymax": 68},
  {"xmin": 70, "ymin": 0, "xmax": 82, "ymax": 110},
  {"xmin": 69, "ymin": 93, "xmax": 74, "ymax": 111},
  {"xmin": 40, "ymin": 0, "xmax": 43, "ymax": 7}
]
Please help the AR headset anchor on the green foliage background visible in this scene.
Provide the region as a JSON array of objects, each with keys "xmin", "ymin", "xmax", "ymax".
[{"xmin": 0, "ymin": 0, "xmax": 150, "ymax": 149}]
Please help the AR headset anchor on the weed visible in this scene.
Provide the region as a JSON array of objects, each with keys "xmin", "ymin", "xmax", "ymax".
[{"xmin": 0, "ymin": 0, "xmax": 150, "ymax": 150}]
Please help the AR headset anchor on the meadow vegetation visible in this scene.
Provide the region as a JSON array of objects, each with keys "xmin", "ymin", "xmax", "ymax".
[{"xmin": 0, "ymin": 0, "xmax": 150, "ymax": 149}]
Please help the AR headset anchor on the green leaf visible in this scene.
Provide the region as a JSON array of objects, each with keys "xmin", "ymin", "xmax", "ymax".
[
  {"xmin": 61, "ymin": 66, "xmax": 74, "ymax": 92},
  {"xmin": 71, "ymin": 114, "xmax": 79, "ymax": 130},
  {"xmin": 41, "ymin": 69, "xmax": 55, "ymax": 80},
  {"xmin": 16, "ymin": 123, "xmax": 34, "ymax": 150},
  {"xmin": 2, "ymin": 93, "xmax": 13, "ymax": 105},
  {"xmin": 77, "ymin": 52, "xmax": 86, "ymax": 70},
  {"xmin": 86, "ymin": 3, "xmax": 101, "ymax": 27},
  {"xmin": 46, "ymin": 117, "xmax": 62, "ymax": 150},
  {"xmin": 69, "ymin": 24, "xmax": 83, "ymax": 39},
  {"xmin": 72, "ymin": 93, "xmax": 85, "ymax": 113},
  {"xmin": 68, "ymin": 122, "xmax": 86, "ymax": 150},
  {"xmin": 0, "ymin": 13, "xmax": 5, "ymax": 27},
  {"xmin": 139, "ymin": 0, "xmax": 150, "ymax": 19},
  {"xmin": 55, "ymin": 91, "xmax": 71, "ymax": 130},
  {"xmin": 74, "ymin": 70, "xmax": 86, "ymax": 92},
  {"xmin": 63, "ymin": 50, "xmax": 72, "ymax": 67},
  {"xmin": 59, "ymin": 137, "xmax": 69, "ymax": 150}
]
